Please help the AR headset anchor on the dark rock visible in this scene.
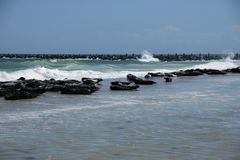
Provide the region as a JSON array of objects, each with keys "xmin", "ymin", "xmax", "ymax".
[
  {"xmin": 44, "ymin": 84, "xmax": 63, "ymax": 92},
  {"xmin": 111, "ymin": 81, "xmax": 131, "ymax": 85},
  {"xmin": 0, "ymin": 88, "xmax": 12, "ymax": 97},
  {"xmin": 110, "ymin": 82, "xmax": 139, "ymax": 90},
  {"xmin": 229, "ymin": 67, "xmax": 240, "ymax": 73},
  {"xmin": 1, "ymin": 81, "xmax": 25, "ymax": 89},
  {"xmin": 174, "ymin": 69, "xmax": 203, "ymax": 77},
  {"xmin": 25, "ymin": 79, "xmax": 42, "ymax": 88},
  {"xmin": 127, "ymin": 74, "xmax": 156, "ymax": 85},
  {"xmin": 5, "ymin": 90, "xmax": 40, "ymax": 100},
  {"xmin": 164, "ymin": 77, "xmax": 172, "ymax": 82},
  {"xmin": 164, "ymin": 73, "xmax": 175, "ymax": 77},
  {"xmin": 22, "ymin": 87, "xmax": 45, "ymax": 94},
  {"xmin": 148, "ymin": 72, "xmax": 164, "ymax": 77},
  {"xmin": 18, "ymin": 77, "xmax": 26, "ymax": 81},
  {"xmin": 144, "ymin": 74, "xmax": 151, "ymax": 79},
  {"xmin": 82, "ymin": 78, "xmax": 102, "ymax": 85},
  {"xmin": 205, "ymin": 69, "xmax": 226, "ymax": 75},
  {"xmin": 133, "ymin": 78, "xmax": 156, "ymax": 85},
  {"xmin": 60, "ymin": 87, "xmax": 93, "ymax": 94},
  {"xmin": 126, "ymin": 74, "xmax": 137, "ymax": 81}
]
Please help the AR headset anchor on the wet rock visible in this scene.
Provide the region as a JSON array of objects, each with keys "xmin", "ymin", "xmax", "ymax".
[
  {"xmin": 229, "ymin": 67, "xmax": 240, "ymax": 73},
  {"xmin": 44, "ymin": 84, "xmax": 63, "ymax": 92},
  {"xmin": 147, "ymin": 72, "xmax": 164, "ymax": 77},
  {"xmin": 205, "ymin": 69, "xmax": 226, "ymax": 75},
  {"xmin": 0, "ymin": 77, "xmax": 103, "ymax": 100},
  {"xmin": 0, "ymin": 88, "xmax": 12, "ymax": 97},
  {"xmin": 4, "ymin": 90, "xmax": 40, "ymax": 100},
  {"xmin": 127, "ymin": 74, "xmax": 156, "ymax": 85},
  {"xmin": 22, "ymin": 87, "xmax": 45, "ymax": 94},
  {"xmin": 25, "ymin": 79, "xmax": 43, "ymax": 88},
  {"xmin": 60, "ymin": 86, "xmax": 93, "ymax": 94},
  {"xmin": 173, "ymin": 69, "xmax": 203, "ymax": 77},
  {"xmin": 144, "ymin": 74, "xmax": 151, "ymax": 79},
  {"xmin": 126, "ymin": 74, "xmax": 137, "ymax": 81},
  {"xmin": 164, "ymin": 77, "xmax": 172, "ymax": 82},
  {"xmin": 111, "ymin": 81, "xmax": 131, "ymax": 85},
  {"xmin": 82, "ymin": 78, "xmax": 103, "ymax": 85},
  {"xmin": 164, "ymin": 73, "xmax": 175, "ymax": 77},
  {"xmin": 110, "ymin": 81, "xmax": 139, "ymax": 90},
  {"xmin": 18, "ymin": 77, "xmax": 26, "ymax": 81}
]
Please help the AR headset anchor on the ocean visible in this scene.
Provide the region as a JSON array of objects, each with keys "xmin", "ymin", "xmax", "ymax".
[{"xmin": 0, "ymin": 55, "xmax": 240, "ymax": 159}]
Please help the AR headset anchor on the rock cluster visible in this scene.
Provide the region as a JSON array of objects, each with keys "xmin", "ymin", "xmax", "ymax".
[
  {"xmin": 110, "ymin": 67, "xmax": 240, "ymax": 91},
  {"xmin": 110, "ymin": 81, "xmax": 139, "ymax": 90},
  {"xmin": 1, "ymin": 67, "xmax": 240, "ymax": 99},
  {"xmin": 0, "ymin": 77, "xmax": 102, "ymax": 100}
]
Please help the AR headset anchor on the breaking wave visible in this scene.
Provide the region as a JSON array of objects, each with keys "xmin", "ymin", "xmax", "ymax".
[
  {"xmin": 0, "ymin": 66, "xmax": 173, "ymax": 81},
  {"xmin": 190, "ymin": 57, "xmax": 238, "ymax": 70},
  {"xmin": 0, "ymin": 58, "xmax": 239, "ymax": 81},
  {"xmin": 137, "ymin": 50, "xmax": 159, "ymax": 62}
]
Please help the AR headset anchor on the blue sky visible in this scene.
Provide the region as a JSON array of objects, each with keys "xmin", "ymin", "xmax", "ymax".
[{"xmin": 0, "ymin": 0, "xmax": 239, "ymax": 54}]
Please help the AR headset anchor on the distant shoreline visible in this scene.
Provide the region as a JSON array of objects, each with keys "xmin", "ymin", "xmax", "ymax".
[{"xmin": 0, "ymin": 53, "xmax": 240, "ymax": 61}]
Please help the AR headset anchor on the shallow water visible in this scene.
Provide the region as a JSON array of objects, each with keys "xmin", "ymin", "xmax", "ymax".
[{"xmin": 0, "ymin": 74, "xmax": 240, "ymax": 160}]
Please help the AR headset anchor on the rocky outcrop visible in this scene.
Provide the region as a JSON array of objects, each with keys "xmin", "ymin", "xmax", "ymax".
[
  {"xmin": 127, "ymin": 74, "xmax": 156, "ymax": 85},
  {"xmin": 110, "ymin": 81, "xmax": 139, "ymax": 90},
  {"xmin": 147, "ymin": 72, "xmax": 165, "ymax": 77},
  {"xmin": 0, "ymin": 77, "xmax": 102, "ymax": 100},
  {"xmin": 172, "ymin": 69, "xmax": 203, "ymax": 77}
]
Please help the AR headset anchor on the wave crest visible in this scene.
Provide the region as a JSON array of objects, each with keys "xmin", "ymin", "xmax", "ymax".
[
  {"xmin": 0, "ymin": 67, "xmax": 165, "ymax": 81},
  {"xmin": 137, "ymin": 50, "xmax": 159, "ymax": 62}
]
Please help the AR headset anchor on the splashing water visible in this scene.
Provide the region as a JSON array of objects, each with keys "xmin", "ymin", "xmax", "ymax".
[{"xmin": 137, "ymin": 50, "xmax": 160, "ymax": 62}]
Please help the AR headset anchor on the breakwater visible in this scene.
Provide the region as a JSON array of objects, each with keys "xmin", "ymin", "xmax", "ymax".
[{"xmin": 0, "ymin": 53, "xmax": 240, "ymax": 61}]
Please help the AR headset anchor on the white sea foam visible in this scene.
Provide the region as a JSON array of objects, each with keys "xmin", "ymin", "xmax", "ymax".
[
  {"xmin": 0, "ymin": 67, "xmax": 165, "ymax": 81},
  {"xmin": 49, "ymin": 59, "xmax": 58, "ymax": 63},
  {"xmin": 0, "ymin": 58, "xmax": 239, "ymax": 81},
  {"xmin": 190, "ymin": 57, "xmax": 239, "ymax": 70},
  {"xmin": 137, "ymin": 50, "xmax": 159, "ymax": 62}
]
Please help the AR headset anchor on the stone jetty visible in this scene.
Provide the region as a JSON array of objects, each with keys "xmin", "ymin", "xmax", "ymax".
[{"xmin": 1, "ymin": 53, "xmax": 240, "ymax": 61}]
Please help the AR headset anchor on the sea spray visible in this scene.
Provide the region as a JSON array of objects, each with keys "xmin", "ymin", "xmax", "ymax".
[
  {"xmin": 137, "ymin": 50, "xmax": 159, "ymax": 62},
  {"xmin": 191, "ymin": 56, "xmax": 238, "ymax": 70}
]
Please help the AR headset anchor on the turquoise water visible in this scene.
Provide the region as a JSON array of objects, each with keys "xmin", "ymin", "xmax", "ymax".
[
  {"xmin": 0, "ymin": 58, "xmax": 239, "ymax": 81},
  {"xmin": 0, "ymin": 58, "xmax": 240, "ymax": 159}
]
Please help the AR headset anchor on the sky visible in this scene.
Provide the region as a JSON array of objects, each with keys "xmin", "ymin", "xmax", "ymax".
[{"xmin": 0, "ymin": 0, "xmax": 239, "ymax": 54}]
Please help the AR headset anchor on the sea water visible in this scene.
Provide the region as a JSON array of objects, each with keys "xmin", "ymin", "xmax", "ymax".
[{"xmin": 0, "ymin": 57, "xmax": 240, "ymax": 159}]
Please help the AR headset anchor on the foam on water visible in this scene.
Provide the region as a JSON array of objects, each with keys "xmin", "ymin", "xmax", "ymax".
[
  {"xmin": 0, "ymin": 67, "xmax": 174, "ymax": 81},
  {"xmin": 191, "ymin": 58, "xmax": 238, "ymax": 70},
  {"xmin": 0, "ymin": 58, "xmax": 239, "ymax": 81}
]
